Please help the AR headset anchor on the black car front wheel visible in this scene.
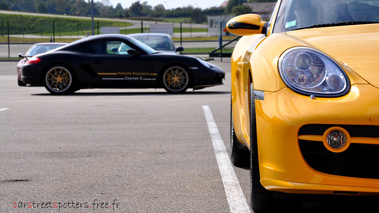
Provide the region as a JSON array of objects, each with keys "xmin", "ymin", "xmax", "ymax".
[
  {"xmin": 162, "ymin": 65, "xmax": 189, "ymax": 93},
  {"xmin": 44, "ymin": 65, "xmax": 76, "ymax": 95}
]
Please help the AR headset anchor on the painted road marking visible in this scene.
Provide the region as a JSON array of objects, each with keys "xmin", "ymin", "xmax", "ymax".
[
  {"xmin": 0, "ymin": 108, "xmax": 9, "ymax": 112},
  {"xmin": 202, "ymin": 105, "xmax": 251, "ymax": 213}
]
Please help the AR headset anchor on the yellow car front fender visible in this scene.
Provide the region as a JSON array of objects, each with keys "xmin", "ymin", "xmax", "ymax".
[{"xmin": 231, "ymin": 34, "xmax": 265, "ymax": 148}]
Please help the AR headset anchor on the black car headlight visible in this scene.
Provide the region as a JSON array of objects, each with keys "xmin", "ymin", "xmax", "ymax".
[{"xmin": 279, "ymin": 47, "xmax": 350, "ymax": 97}]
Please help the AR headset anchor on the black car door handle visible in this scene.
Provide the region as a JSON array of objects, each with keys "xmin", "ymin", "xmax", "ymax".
[{"xmin": 93, "ymin": 60, "xmax": 102, "ymax": 64}]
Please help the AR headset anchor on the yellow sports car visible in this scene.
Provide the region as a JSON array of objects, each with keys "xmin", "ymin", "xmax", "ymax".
[{"xmin": 227, "ymin": 0, "xmax": 379, "ymax": 211}]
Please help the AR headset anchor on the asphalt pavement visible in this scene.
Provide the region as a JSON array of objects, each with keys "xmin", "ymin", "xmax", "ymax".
[{"xmin": 0, "ymin": 60, "xmax": 377, "ymax": 213}]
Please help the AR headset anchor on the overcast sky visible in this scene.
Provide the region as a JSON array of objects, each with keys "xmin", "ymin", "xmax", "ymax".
[{"xmin": 98, "ymin": 0, "xmax": 227, "ymax": 9}]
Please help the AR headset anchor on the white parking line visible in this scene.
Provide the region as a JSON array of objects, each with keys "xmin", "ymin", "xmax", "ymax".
[
  {"xmin": 0, "ymin": 108, "xmax": 9, "ymax": 112},
  {"xmin": 202, "ymin": 105, "xmax": 251, "ymax": 213}
]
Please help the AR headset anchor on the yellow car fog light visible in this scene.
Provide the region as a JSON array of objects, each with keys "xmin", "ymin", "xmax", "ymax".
[{"xmin": 323, "ymin": 127, "xmax": 351, "ymax": 153}]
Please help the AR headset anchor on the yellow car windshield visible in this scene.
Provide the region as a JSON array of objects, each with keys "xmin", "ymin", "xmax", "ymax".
[{"xmin": 273, "ymin": 0, "xmax": 379, "ymax": 33}]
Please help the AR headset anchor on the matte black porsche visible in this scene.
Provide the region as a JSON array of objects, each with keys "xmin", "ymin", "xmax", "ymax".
[{"xmin": 20, "ymin": 34, "xmax": 225, "ymax": 94}]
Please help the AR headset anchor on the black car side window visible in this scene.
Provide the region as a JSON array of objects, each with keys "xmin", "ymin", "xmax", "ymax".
[
  {"xmin": 88, "ymin": 40, "xmax": 133, "ymax": 55},
  {"xmin": 106, "ymin": 41, "xmax": 122, "ymax": 54},
  {"xmin": 118, "ymin": 42, "xmax": 132, "ymax": 55},
  {"xmin": 106, "ymin": 41, "xmax": 132, "ymax": 55}
]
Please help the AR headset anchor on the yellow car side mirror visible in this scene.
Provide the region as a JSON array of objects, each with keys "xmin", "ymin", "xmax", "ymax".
[{"xmin": 226, "ymin": 14, "xmax": 266, "ymax": 36}]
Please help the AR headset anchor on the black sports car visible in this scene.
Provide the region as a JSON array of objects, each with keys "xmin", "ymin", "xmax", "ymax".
[{"xmin": 20, "ymin": 34, "xmax": 225, "ymax": 94}]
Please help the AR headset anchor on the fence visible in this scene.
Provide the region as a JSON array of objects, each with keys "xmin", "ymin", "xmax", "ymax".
[
  {"xmin": 1, "ymin": 15, "xmax": 236, "ymax": 59},
  {"xmin": 1, "ymin": 20, "xmax": 212, "ymax": 58},
  {"xmin": 0, "ymin": 16, "xmax": 137, "ymax": 58},
  {"xmin": 0, "ymin": 19, "xmax": 143, "ymax": 58},
  {"xmin": 0, "ymin": 20, "xmax": 131, "ymax": 41}
]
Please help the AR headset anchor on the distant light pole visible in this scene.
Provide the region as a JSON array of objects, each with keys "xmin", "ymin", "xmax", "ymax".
[{"xmin": 91, "ymin": 0, "xmax": 94, "ymax": 35}]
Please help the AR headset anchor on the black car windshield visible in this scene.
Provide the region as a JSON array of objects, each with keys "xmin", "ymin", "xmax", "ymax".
[{"xmin": 273, "ymin": 0, "xmax": 379, "ymax": 33}]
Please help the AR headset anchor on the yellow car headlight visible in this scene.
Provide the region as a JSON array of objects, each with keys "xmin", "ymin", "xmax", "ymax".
[{"xmin": 279, "ymin": 47, "xmax": 350, "ymax": 97}]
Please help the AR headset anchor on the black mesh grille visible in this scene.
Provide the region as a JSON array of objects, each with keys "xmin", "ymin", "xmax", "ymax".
[
  {"xmin": 298, "ymin": 125, "xmax": 379, "ymax": 179},
  {"xmin": 299, "ymin": 124, "xmax": 379, "ymax": 138}
]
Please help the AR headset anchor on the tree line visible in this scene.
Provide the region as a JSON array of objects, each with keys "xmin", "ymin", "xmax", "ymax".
[{"xmin": 0, "ymin": 0, "xmax": 276, "ymax": 23}]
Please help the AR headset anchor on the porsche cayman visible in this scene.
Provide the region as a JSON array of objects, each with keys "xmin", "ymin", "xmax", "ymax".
[
  {"xmin": 227, "ymin": 0, "xmax": 379, "ymax": 211},
  {"xmin": 20, "ymin": 34, "xmax": 224, "ymax": 94}
]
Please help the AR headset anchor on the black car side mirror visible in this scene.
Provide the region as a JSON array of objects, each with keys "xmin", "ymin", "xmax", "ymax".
[
  {"xmin": 19, "ymin": 53, "xmax": 25, "ymax": 58},
  {"xmin": 176, "ymin": 47, "xmax": 184, "ymax": 52},
  {"xmin": 127, "ymin": 49, "xmax": 140, "ymax": 56}
]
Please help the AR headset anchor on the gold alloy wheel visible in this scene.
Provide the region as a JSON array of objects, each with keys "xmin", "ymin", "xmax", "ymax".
[
  {"xmin": 163, "ymin": 66, "xmax": 189, "ymax": 92},
  {"xmin": 45, "ymin": 66, "xmax": 73, "ymax": 93}
]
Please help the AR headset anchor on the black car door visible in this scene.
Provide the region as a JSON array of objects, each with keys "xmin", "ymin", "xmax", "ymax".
[{"xmin": 89, "ymin": 39, "xmax": 155, "ymax": 87}]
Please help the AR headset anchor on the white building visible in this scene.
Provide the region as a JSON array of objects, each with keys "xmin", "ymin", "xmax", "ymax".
[{"xmin": 207, "ymin": 16, "xmax": 232, "ymax": 37}]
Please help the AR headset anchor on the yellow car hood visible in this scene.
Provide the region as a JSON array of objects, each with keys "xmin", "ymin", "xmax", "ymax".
[{"xmin": 286, "ymin": 24, "xmax": 379, "ymax": 87}]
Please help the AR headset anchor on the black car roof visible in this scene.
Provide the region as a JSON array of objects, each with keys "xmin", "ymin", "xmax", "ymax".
[
  {"xmin": 61, "ymin": 34, "xmax": 133, "ymax": 49},
  {"xmin": 83, "ymin": 34, "xmax": 132, "ymax": 41},
  {"xmin": 71, "ymin": 34, "xmax": 131, "ymax": 44},
  {"xmin": 129, "ymin": 33, "xmax": 171, "ymax": 38},
  {"xmin": 33, "ymin": 42, "xmax": 68, "ymax": 45}
]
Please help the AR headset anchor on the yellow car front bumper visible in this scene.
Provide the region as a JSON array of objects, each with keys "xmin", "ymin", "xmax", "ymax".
[{"xmin": 256, "ymin": 84, "xmax": 379, "ymax": 195}]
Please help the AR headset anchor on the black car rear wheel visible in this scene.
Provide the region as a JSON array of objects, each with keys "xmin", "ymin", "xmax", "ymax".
[
  {"xmin": 18, "ymin": 80, "xmax": 26, "ymax": 86},
  {"xmin": 162, "ymin": 66, "xmax": 189, "ymax": 93},
  {"xmin": 44, "ymin": 65, "xmax": 76, "ymax": 95}
]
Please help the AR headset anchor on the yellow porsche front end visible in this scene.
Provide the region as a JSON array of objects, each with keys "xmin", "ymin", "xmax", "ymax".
[
  {"xmin": 256, "ymin": 25, "xmax": 379, "ymax": 195},
  {"xmin": 257, "ymin": 86, "xmax": 379, "ymax": 195},
  {"xmin": 227, "ymin": 0, "xmax": 379, "ymax": 211}
]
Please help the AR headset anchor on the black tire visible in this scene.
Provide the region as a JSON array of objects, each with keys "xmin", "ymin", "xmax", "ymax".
[
  {"xmin": 43, "ymin": 65, "xmax": 76, "ymax": 95},
  {"xmin": 230, "ymin": 101, "xmax": 250, "ymax": 168},
  {"xmin": 162, "ymin": 65, "xmax": 189, "ymax": 93},
  {"xmin": 18, "ymin": 80, "xmax": 26, "ymax": 86},
  {"xmin": 250, "ymin": 84, "xmax": 272, "ymax": 212}
]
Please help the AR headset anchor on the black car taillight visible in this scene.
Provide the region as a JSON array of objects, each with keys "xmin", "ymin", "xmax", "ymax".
[{"xmin": 26, "ymin": 57, "xmax": 41, "ymax": 64}]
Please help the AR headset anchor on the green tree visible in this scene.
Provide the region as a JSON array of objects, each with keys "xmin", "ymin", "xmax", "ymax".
[
  {"xmin": 0, "ymin": 2, "xmax": 9, "ymax": 10},
  {"xmin": 37, "ymin": 2, "xmax": 48, "ymax": 13},
  {"xmin": 166, "ymin": 6, "xmax": 193, "ymax": 18},
  {"xmin": 191, "ymin": 8, "xmax": 206, "ymax": 23},
  {"xmin": 124, "ymin": 9, "xmax": 129, "ymax": 18},
  {"xmin": 141, "ymin": 1, "xmax": 152, "ymax": 17},
  {"xmin": 23, "ymin": 0, "xmax": 36, "ymax": 12},
  {"xmin": 152, "ymin": 4, "xmax": 165, "ymax": 17},
  {"xmin": 46, "ymin": 0, "xmax": 57, "ymax": 13},
  {"xmin": 99, "ymin": 5, "xmax": 113, "ymax": 17},
  {"xmin": 69, "ymin": 0, "xmax": 89, "ymax": 16},
  {"xmin": 129, "ymin": 1, "xmax": 143, "ymax": 17},
  {"xmin": 55, "ymin": 0, "xmax": 68, "ymax": 14},
  {"xmin": 232, "ymin": 5, "xmax": 252, "ymax": 15},
  {"xmin": 204, "ymin": 7, "xmax": 225, "ymax": 16},
  {"xmin": 226, "ymin": 0, "xmax": 247, "ymax": 14},
  {"xmin": 114, "ymin": 3, "xmax": 124, "ymax": 18}
]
